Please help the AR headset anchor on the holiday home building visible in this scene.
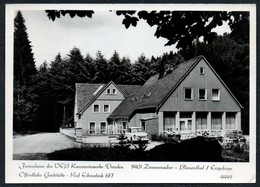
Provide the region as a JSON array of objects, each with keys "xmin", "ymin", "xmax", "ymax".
[
  {"xmin": 74, "ymin": 56, "xmax": 242, "ymax": 138},
  {"xmin": 74, "ymin": 81, "xmax": 141, "ymax": 135},
  {"xmin": 108, "ymin": 55, "xmax": 242, "ymax": 137}
]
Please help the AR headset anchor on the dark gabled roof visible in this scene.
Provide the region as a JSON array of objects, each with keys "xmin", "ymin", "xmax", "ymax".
[
  {"xmin": 76, "ymin": 81, "xmax": 141, "ymax": 114},
  {"xmin": 76, "ymin": 83, "xmax": 103, "ymax": 112},
  {"xmin": 116, "ymin": 84, "xmax": 141, "ymax": 97},
  {"xmin": 108, "ymin": 56, "xmax": 202, "ymax": 119},
  {"xmin": 109, "ymin": 55, "xmax": 243, "ymax": 120},
  {"xmin": 107, "ymin": 96, "xmax": 136, "ymax": 119}
]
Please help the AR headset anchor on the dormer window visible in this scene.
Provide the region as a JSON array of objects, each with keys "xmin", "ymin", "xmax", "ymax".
[
  {"xmin": 200, "ymin": 67, "xmax": 205, "ymax": 75},
  {"xmin": 112, "ymin": 89, "xmax": 117, "ymax": 94},
  {"xmin": 106, "ymin": 89, "xmax": 110, "ymax": 94}
]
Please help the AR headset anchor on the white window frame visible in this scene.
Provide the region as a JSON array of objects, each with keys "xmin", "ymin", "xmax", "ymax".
[
  {"xmin": 212, "ymin": 89, "xmax": 220, "ymax": 101},
  {"xmin": 100, "ymin": 121, "xmax": 107, "ymax": 134},
  {"xmin": 112, "ymin": 89, "xmax": 117, "ymax": 95},
  {"xmin": 89, "ymin": 121, "xmax": 96, "ymax": 134},
  {"xmin": 106, "ymin": 89, "xmax": 111, "ymax": 95},
  {"xmin": 93, "ymin": 104, "xmax": 100, "ymax": 113},
  {"xmin": 198, "ymin": 88, "xmax": 207, "ymax": 100},
  {"xmin": 184, "ymin": 88, "xmax": 193, "ymax": 100},
  {"xmin": 103, "ymin": 104, "xmax": 110, "ymax": 113},
  {"xmin": 200, "ymin": 67, "xmax": 205, "ymax": 75}
]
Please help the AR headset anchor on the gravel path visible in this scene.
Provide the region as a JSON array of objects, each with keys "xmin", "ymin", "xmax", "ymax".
[{"xmin": 13, "ymin": 133, "xmax": 81, "ymax": 154}]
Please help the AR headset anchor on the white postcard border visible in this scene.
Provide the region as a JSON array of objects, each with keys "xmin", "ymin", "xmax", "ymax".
[{"xmin": 5, "ymin": 3, "xmax": 257, "ymax": 184}]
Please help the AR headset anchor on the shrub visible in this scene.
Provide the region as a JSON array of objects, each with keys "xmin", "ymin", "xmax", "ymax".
[
  {"xmin": 113, "ymin": 133, "xmax": 130, "ymax": 150},
  {"xmin": 47, "ymin": 137, "xmax": 249, "ymax": 162},
  {"xmin": 151, "ymin": 133, "xmax": 179, "ymax": 143},
  {"xmin": 133, "ymin": 136, "xmax": 148, "ymax": 152},
  {"xmin": 223, "ymin": 138, "xmax": 249, "ymax": 153}
]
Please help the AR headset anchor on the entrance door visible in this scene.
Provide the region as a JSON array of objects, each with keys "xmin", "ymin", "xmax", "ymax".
[
  {"xmin": 180, "ymin": 119, "xmax": 192, "ymax": 132},
  {"xmin": 141, "ymin": 121, "xmax": 146, "ymax": 132}
]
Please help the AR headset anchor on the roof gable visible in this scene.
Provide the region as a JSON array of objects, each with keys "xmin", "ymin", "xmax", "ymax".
[
  {"xmin": 109, "ymin": 56, "xmax": 201, "ymax": 119},
  {"xmin": 109, "ymin": 55, "xmax": 242, "ymax": 119},
  {"xmin": 76, "ymin": 81, "xmax": 141, "ymax": 114},
  {"xmin": 200, "ymin": 57, "xmax": 243, "ymax": 108},
  {"xmin": 159, "ymin": 56, "xmax": 243, "ymax": 109}
]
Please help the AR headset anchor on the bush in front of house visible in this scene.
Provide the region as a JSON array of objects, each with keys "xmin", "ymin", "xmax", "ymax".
[
  {"xmin": 148, "ymin": 136, "xmax": 223, "ymax": 161},
  {"xmin": 47, "ymin": 137, "xmax": 228, "ymax": 162},
  {"xmin": 151, "ymin": 133, "xmax": 180, "ymax": 143},
  {"xmin": 221, "ymin": 137, "xmax": 249, "ymax": 162},
  {"xmin": 224, "ymin": 138, "xmax": 249, "ymax": 153}
]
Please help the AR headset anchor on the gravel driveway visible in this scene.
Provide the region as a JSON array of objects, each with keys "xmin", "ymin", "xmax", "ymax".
[
  {"xmin": 13, "ymin": 133, "xmax": 81, "ymax": 154},
  {"xmin": 13, "ymin": 133, "xmax": 162, "ymax": 160}
]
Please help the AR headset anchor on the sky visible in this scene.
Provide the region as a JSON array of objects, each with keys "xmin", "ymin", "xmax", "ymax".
[{"xmin": 21, "ymin": 10, "xmax": 231, "ymax": 67}]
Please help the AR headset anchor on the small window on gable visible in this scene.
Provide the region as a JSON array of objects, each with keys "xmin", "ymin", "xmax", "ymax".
[
  {"xmin": 212, "ymin": 89, "xmax": 220, "ymax": 101},
  {"xmin": 184, "ymin": 88, "xmax": 193, "ymax": 100},
  {"xmin": 199, "ymin": 89, "xmax": 207, "ymax": 100},
  {"xmin": 93, "ymin": 104, "xmax": 100, "ymax": 113},
  {"xmin": 106, "ymin": 89, "xmax": 110, "ymax": 95},
  {"xmin": 200, "ymin": 67, "xmax": 205, "ymax": 75},
  {"xmin": 112, "ymin": 89, "xmax": 117, "ymax": 94},
  {"xmin": 104, "ymin": 104, "xmax": 110, "ymax": 113}
]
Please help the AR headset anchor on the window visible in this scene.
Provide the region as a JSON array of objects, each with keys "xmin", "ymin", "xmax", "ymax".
[
  {"xmin": 112, "ymin": 89, "xmax": 117, "ymax": 94},
  {"xmin": 93, "ymin": 104, "xmax": 100, "ymax": 113},
  {"xmin": 100, "ymin": 122, "xmax": 107, "ymax": 134},
  {"xmin": 103, "ymin": 104, "xmax": 110, "ymax": 113},
  {"xmin": 226, "ymin": 112, "xmax": 236, "ymax": 129},
  {"xmin": 107, "ymin": 88, "xmax": 117, "ymax": 95},
  {"xmin": 164, "ymin": 112, "xmax": 176, "ymax": 131},
  {"xmin": 180, "ymin": 121, "xmax": 185, "ymax": 130},
  {"xmin": 200, "ymin": 67, "xmax": 205, "ymax": 74},
  {"xmin": 89, "ymin": 122, "xmax": 96, "ymax": 134},
  {"xmin": 198, "ymin": 89, "xmax": 207, "ymax": 100},
  {"xmin": 184, "ymin": 88, "xmax": 193, "ymax": 100},
  {"xmin": 212, "ymin": 89, "xmax": 220, "ymax": 101},
  {"xmin": 196, "ymin": 112, "xmax": 207, "ymax": 130},
  {"xmin": 211, "ymin": 112, "xmax": 222, "ymax": 130}
]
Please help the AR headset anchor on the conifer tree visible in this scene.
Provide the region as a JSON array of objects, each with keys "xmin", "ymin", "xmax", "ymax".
[
  {"xmin": 13, "ymin": 10, "xmax": 37, "ymax": 132},
  {"xmin": 14, "ymin": 10, "xmax": 36, "ymax": 86}
]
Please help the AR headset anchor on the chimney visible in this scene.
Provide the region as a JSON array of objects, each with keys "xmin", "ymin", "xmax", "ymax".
[{"xmin": 158, "ymin": 58, "xmax": 165, "ymax": 79}]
